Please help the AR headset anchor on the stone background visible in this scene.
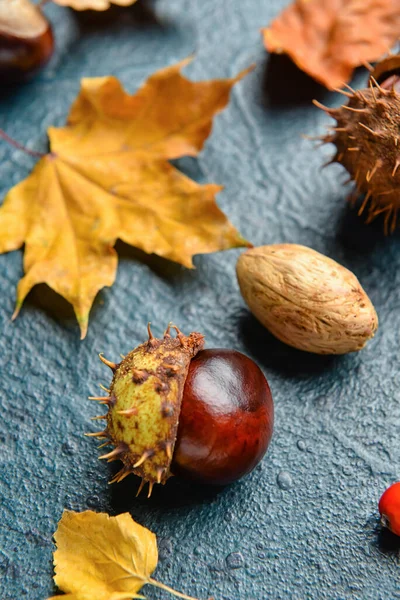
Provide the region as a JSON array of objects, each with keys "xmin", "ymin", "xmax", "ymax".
[{"xmin": 1, "ymin": 1, "xmax": 399, "ymax": 599}]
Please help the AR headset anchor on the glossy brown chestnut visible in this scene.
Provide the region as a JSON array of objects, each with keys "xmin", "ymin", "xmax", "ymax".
[
  {"xmin": 0, "ymin": 0, "xmax": 54, "ymax": 83},
  {"xmin": 372, "ymin": 55, "xmax": 400, "ymax": 94},
  {"xmin": 380, "ymin": 74, "xmax": 400, "ymax": 94},
  {"xmin": 172, "ymin": 349, "xmax": 273, "ymax": 485}
]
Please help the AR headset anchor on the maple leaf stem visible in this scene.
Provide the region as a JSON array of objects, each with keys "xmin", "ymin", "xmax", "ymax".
[
  {"xmin": 0, "ymin": 129, "xmax": 45, "ymax": 159},
  {"xmin": 147, "ymin": 577, "xmax": 203, "ymax": 600}
]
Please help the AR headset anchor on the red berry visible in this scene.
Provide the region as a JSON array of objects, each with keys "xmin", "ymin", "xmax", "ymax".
[
  {"xmin": 0, "ymin": 0, "xmax": 54, "ymax": 83},
  {"xmin": 172, "ymin": 349, "xmax": 274, "ymax": 485},
  {"xmin": 378, "ymin": 482, "xmax": 400, "ymax": 536}
]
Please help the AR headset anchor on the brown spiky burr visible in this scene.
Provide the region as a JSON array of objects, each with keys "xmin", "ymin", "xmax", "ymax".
[{"xmin": 314, "ymin": 55, "xmax": 400, "ymax": 233}]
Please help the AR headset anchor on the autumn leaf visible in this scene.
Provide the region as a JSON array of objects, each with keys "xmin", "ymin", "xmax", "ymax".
[
  {"xmin": 49, "ymin": 510, "xmax": 205, "ymax": 600},
  {"xmin": 0, "ymin": 60, "xmax": 251, "ymax": 338},
  {"xmin": 52, "ymin": 0, "xmax": 137, "ymax": 11},
  {"xmin": 262, "ymin": 0, "xmax": 400, "ymax": 89}
]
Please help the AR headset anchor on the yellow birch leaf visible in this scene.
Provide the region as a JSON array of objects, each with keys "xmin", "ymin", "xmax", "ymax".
[
  {"xmin": 0, "ymin": 60, "xmax": 251, "ymax": 338},
  {"xmin": 48, "ymin": 510, "xmax": 203, "ymax": 600},
  {"xmin": 52, "ymin": 0, "xmax": 137, "ymax": 11}
]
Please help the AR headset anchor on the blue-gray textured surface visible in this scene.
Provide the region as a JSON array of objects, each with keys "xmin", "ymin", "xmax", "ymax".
[{"xmin": 1, "ymin": 1, "xmax": 400, "ymax": 599}]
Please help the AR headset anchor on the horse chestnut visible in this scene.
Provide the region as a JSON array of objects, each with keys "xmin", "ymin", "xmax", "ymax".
[
  {"xmin": 372, "ymin": 55, "xmax": 400, "ymax": 94},
  {"xmin": 87, "ymin": 324, "xmax": 274, "ymax": 496},
  {"xmin": 172, "ymin": 349, "xmax": 273, "ymax": 485},
  {"xmin": 0, "ymin": 0, "xmax": 54, "ymax": 83},
  {"xmin": 316, "ymin": 53, "xmax": 400, "ymax": 234}
]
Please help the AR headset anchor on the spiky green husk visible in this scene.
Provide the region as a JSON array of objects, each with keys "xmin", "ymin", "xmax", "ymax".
[{"xmin": 87, "ymin": 324, "xmax": 204, "ymax": 497}]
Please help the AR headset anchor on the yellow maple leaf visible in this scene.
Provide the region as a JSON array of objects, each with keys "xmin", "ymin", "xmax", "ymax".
[
  {"xmin": 52, "ymin": 0, "xmax": 137, "ymax": 11},
  {"xmin": 49, "ymin": 510, "xmax": 204, "ymax": 600},
  {"xmin": 0, "ymin": 60, "xmax": 251, "ymax": 338}
]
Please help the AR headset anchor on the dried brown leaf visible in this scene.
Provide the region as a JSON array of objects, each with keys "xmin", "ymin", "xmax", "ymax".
[{"xmin": 262, "ymin": 0, "xmax": 400, "ymax": 89}]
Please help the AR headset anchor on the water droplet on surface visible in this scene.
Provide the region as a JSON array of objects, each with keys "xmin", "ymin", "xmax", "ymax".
[
  {"xmin": 315, "ymin": 395, "xmax": 330, "ymax": 409},
  {"xmin": 158, "ymin": 538, "xmax": 173, "ymax": 561},
  {"xmin": 225, "ymin": 552, "xmax": 244, "ymax": 569},
  {"xmin": 193, "ymin": 545, "xmax": 202, "ymax": 556},
  {"xmin": 224, "ymin": 510, "xmax": 235, "ymax": 523},
  {"xmin": 297, "ymin": 440, "xmax": 306, "ymax": 451},
  {"xmin": 277, "ymin": 470, "xmax": 293, "ymax": 490},
  {"xmin": 62, "ymin": 441, "xmax": 76, "ymax": 455},
  {"xmin": 86, "ymin": 495, "xmax": 100, "ymax": 508}
]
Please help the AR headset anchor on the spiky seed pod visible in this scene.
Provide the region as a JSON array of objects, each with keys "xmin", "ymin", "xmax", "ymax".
[
  {"xmin": 315, "ymin": 54, "xmax": 400, "ymax": 233},
  {"xmin": 87, "ymin": 324, "xmax": 204, "ymax": 497}
]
